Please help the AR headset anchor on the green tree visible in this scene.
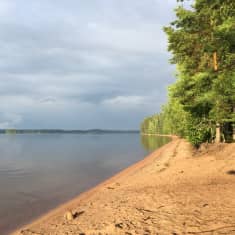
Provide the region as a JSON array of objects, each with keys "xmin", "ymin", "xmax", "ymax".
[
  {"xmin": 164, "ymin": 0, "xmax": 235, "ymax": 144},
  {"xmin": 141, "ymin": 0, "xmax": 235, "ymax": 146}
]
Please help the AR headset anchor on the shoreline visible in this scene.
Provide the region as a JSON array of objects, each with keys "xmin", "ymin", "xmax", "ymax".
[
  {"xmin": 141, "ymin": 133, "xmax": 177, "ymax": 137},
  {"xmin": 12, "ymin": 137, "xmax": 235, "ymax": 234},
  {"xmin": 12, "ymin": 136, "xmax": 176, "ymax": 235}
]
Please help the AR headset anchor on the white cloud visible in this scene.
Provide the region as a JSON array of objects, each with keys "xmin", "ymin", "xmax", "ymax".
[
  {"xmin": 102, "ymin": 95, "xmax": 147, "ymax": 109},
  {"xmin": 84, "ymin": 23, "xmax": 167, "ymax": 54},
  {"xmin": 0, "ymin": 1, "xmax": 12, "ymax": 16},
  {"xmin": 0, "ymin": 112, "xmax": 23, "ymax": 128}
]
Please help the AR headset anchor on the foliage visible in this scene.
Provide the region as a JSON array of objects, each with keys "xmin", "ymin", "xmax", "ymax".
[{"xmin": 141, "ymin": 0, "xmax": 235, "ymax": 146}]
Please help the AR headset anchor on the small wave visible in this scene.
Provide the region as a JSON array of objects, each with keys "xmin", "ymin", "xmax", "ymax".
[{"xmin": 0, "ymin": 166, "xmax": 31, "ymax": 177}]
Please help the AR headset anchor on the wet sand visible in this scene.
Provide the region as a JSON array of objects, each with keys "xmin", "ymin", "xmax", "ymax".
[{"xmin": 12, "ymin": 137, "xmax": 235, "ymax": 234}]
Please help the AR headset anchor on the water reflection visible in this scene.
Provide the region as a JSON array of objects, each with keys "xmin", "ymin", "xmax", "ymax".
[{"xmin": 141, "ymin": 135, "xmax": 170, "ymax": 152}]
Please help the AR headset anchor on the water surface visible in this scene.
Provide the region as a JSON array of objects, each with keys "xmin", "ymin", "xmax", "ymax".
[{"xmin": 0, "ymin": 133, "xmax": 170, "ymax": 234}]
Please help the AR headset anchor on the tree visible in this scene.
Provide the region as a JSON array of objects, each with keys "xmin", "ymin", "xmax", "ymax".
[
  {"xmin": 141, "ymin": 0, "xmax": 235, "ymax": 146},
  {"xmin": 163, "ymin": 0, "xmax": 235, "ymax": 144}
]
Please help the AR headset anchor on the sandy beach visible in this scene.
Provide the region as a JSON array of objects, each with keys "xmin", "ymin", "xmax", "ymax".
[{"xmin": 12, "ymin": 137, "xmax": 235, "ymax": 235}]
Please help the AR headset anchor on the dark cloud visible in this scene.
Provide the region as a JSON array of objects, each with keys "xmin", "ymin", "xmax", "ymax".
[
  {"xmin": 0, "ymin": 0, "xmax": 180, "ymax": 129},
  {"xmin": 39, "ymin": 97, "xmax": 57, "ymax": 104}
]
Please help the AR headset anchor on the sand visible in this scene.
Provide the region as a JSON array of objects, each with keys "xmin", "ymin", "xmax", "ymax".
[{"xmin": 12, "ymin": 137, "xmax": 235, "ymax": 235}]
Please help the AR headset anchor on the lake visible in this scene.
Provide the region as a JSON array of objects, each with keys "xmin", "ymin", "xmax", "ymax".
[{"xmin": 0, "ymin": 133, "xmax": 170, "ymax": 234}]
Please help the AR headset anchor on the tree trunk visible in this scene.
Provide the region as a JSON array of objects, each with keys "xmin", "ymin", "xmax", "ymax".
[
  {"xmin": 213, "ymin": 52, "xmax": 220, "ymax": 143},
  {"xmin": 215, "ymin": 122, "xmax": 221, "ymax": 143},
  {"xmin": 213, "ymin": 52, "xmax": 218, "ymax": 71}
]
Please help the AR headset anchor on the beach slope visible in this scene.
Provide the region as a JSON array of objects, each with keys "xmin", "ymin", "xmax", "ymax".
[{"xmin": 13, "ymin": 138, "xmax": 235, "ymax": 234}]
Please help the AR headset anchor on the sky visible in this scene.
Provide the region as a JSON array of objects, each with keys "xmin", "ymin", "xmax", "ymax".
[{"xmin": 0, "ymin": 0, "xmax": 186, "ymax": 129}]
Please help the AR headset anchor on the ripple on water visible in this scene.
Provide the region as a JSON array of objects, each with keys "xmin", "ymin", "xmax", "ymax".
[{"xmin": 0, "ymin": 166, "xmax": 32, "ymax": 178}]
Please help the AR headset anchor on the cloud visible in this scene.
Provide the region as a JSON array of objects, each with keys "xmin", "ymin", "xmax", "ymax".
[
  {"xmin": 102, "ymin": 96, "xmax": 147, "ymax": 109},
  {"xmin": 0, "ymin": 1, "xmax": 12, "ymax": 17},
  {"xmin": 0, "ymin": 0, "xmax": 179, "ymax": 129},
  {"xmin": 0, "ymin": 113, "xmax": 22, "ymax": 128},
  {"xmin": 39, "ymin": 96, "xmax": 57, "ymax": 104}
]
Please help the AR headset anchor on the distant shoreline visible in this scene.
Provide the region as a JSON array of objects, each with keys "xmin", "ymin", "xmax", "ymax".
[{"xmin": 0, "ymin": 129, "xmax": 140, "ymax": 134}]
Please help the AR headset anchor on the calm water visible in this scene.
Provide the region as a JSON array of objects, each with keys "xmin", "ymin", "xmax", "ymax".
[{"xmin": 0, "ymin": 133, "xmax": 170, "ymax": 234}]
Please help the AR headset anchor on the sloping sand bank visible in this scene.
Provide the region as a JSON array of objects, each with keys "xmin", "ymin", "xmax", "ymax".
[{"xmin": 13, "ymin": 138, "xmax": 235, "ymax": 235}]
